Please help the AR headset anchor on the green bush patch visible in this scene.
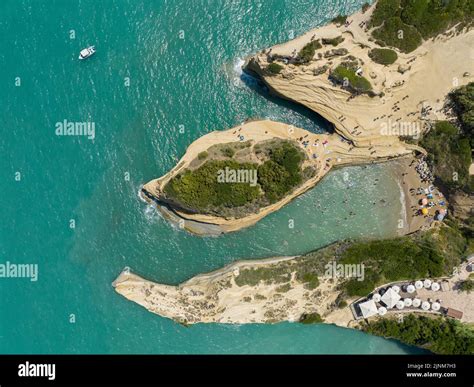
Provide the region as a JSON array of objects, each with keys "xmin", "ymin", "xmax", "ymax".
[
  {"xmin": 420, "ymin": 121, "xmax": 471, "ymax": 191},
  {"xmin": 298, "ymin": 40, "xmax": 322, "ymax": 63},
  {"xmin": 330, "ymin": 65, "xmax": 372, "ymax": 93},
  {"xmin": 364, "ymin": 315, "xmax": 474, "ymax": 355},
  {"xmin": 267, "ymin": 62, "xmax": 284, "ymax": 75},
  {"xmin": 368, "ymin": 48, "xmax": 398, "ymax": 65}
]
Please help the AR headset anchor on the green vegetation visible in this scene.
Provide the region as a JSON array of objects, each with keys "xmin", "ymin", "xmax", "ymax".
[
  {"xmin": 164, "ymin": 160, "xmax": 260, "ymax": 211},
  {"xmin": 300, "ymin": 313, "xmax": 324, "ymax": 324},
  {"xmin": 164, "ymin": 140, "xmax": 306, "ymax": 215},
  {"xmin": 297, "ymin": 40, "xmax": 322, "ymax": 63},
  {"xmin": 338, "ymin": 300, "xmax": 348, "ymax": 309},
  {"xmin": 297, "ymin": 272, "xmax": 319, "ymax": 290},
  {"xmin": 258, "ymin": 141, "xmax": 304, "ymax": 202},
  {"xmin": 340, "ymin": 238, "xmax": 445, "ymax": 297},
  {"xmin": 276, "ymin": 283, "xmax": 292, "ymax": 293},
  {"xmin": 330, "ymin": 65, "xmax": 372, "ymax": 93},
  {"xmin": 369, "ymin": 0, "xmax": 402, "ymax": 28},
  {"xmin": 368, "ymin": 48, "xmax": 398, "ymax": 65},
  {"xmin": 235, "ymin": 265, "xmax": 292, "ymax": 287},
  {"xmin": 221, "ymin": 147, "xmax": 235, "ymax": 158},
  {"xmin": 322, "ymin": 36, "xmax": 344, "ymax": 46},
  {"xmin": 198, "ymin": 151, "xmax": 208, "ymax": 160},
  {"xmin": 420, "ymin": 121, "xmax": 472, "ymax": 191},
  {"xmin": 372, "ymin": 16, "xmax": 422, "ymax": 53},
  {"xmin": 459, "ymin": 279, "xmax": 474, "ymax": 293},
  {"xmin": 267, "ymin": 62, "xmax": 284, "ymax": 75},
  {"xmin": 364, "ymin": 315, "xmax": 474, "ymax": 354},
  {"xmin": 370, "ymin": 0, "xmax": 474, "ymax": 53},
  {"xmin": 450, "ymin": 82, "xmax": 474, "ymax": 147},
  {"xmin": 332, "ymin": 14, "xmax": 347, "ymax": 25}
]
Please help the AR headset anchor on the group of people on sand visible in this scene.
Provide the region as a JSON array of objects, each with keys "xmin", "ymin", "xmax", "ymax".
[{"xmin": 414, "ymin": 158, "xmax": 434, "ymax": 183}]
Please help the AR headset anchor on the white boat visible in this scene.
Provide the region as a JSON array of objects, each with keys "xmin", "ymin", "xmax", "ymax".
[{"xmin": 79, "ymin": 46, "xmax": 96, "ymax": 60}]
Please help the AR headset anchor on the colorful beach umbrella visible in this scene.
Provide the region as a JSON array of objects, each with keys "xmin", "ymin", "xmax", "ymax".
[
  {"xmin": 421, "ymin": 208, "xmax": 429, "ymax": 215},
  {"xmin": 421, "ymin": 198, "xmax": 428, "ymax": 205}
]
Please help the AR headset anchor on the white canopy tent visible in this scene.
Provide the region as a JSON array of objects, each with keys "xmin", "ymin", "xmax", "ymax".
[
  {"xmin": 372, "ymin": 293, "xmax": 381, "ymax": 302},
  {"xmin": 381, "ymin": 287, "xmax": 401, "ymax": 309},
  {"xmin": 359, "ymin": 299, "xmax": 378, "ymax": 319},
  {"xmin": 396, "ymin": 300, "xmax": 405, "ymax": 310},
  {"xmin": 412, "ymin": 298, "xmax": 422, "ymax": 308}
]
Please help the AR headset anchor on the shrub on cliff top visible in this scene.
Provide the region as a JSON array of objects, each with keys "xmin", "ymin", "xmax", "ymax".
[
  {"xmin": 368, "ymin": 48, "xmax": 398, "ymax": 65},
  {"xmin": 420, "ymin": 121, "xmax": 471, "ymax": 191},
  {"xmin": 322, "ymin": 35, "xmax": 344, "ymax": 46},
  {"xmin": 297, "ymin": 40, "xmax": 322, "ymax": 63},
  {"xmin": 266, "ymin": 62, "xmax": 284, "ymax": 75},
  {"xmin": 372, "ymin": 16, "xmax": 422, "ymax": 53},
  {"xmin": 330, "ymin": 65, "xmax": 372, "ymax": 93},
  {"xmin": 332, "ymin": 14, "xmax": 347, "ymax": 25}
]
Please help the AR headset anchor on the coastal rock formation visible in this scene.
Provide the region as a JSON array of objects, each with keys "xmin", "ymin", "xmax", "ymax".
[
  {"xmin": 141, "ymin": 120, "xmax": 414, "ymax": 235},
  {"xmin": 113, "ymin": 250, "xmax": 353, "ymax": 326},
  {"xmin": 244, "ymin": 6, "xmax": 473, "ymax": 148}
]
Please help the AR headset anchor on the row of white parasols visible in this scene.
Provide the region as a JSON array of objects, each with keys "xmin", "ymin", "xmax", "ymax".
[{"xmin": 372, "ymin": 281, "xmax": 441, "ymax": 316}]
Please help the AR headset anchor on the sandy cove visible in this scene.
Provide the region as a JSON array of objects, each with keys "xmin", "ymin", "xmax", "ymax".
[
  {"xmin": 245, "ymin": 4, "xmax": 474, "ymax": 147},
  {"xmin": 142, "ymin": 119, "xmax": 416, "ymax": 235}
]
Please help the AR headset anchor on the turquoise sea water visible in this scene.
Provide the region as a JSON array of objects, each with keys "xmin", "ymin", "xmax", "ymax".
[{"xmin": 0, "ymin": 0, "xmax": 424, "ymax": 354}]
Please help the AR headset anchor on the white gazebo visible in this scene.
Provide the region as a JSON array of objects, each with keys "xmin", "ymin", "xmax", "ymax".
[
  {"xmin": 415, "ymin": 280, "xmax": 423, "ymax": 289},
  {"xmin": 359, "ymin": 299, "xmax": 378, "ymax": 318},
  {"xmin": 407, "ymin": 284, "xmax": 416, "ymax": 294},
  {"xmin": 431, "ymin": 282, "xmax": 440, "ymax": 291},
  {"xmin": 381, "ymin": 287, "xmax": 401, "ymax": 309},
  {"xmin": 412, "ymin": 298, "xmax": 421, "ymax": 308}
]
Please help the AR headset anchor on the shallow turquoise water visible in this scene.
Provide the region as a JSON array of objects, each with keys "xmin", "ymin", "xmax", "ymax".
[{"xmin": 0, "ymin": 0, "xmax": 423, "ymax": 354}]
